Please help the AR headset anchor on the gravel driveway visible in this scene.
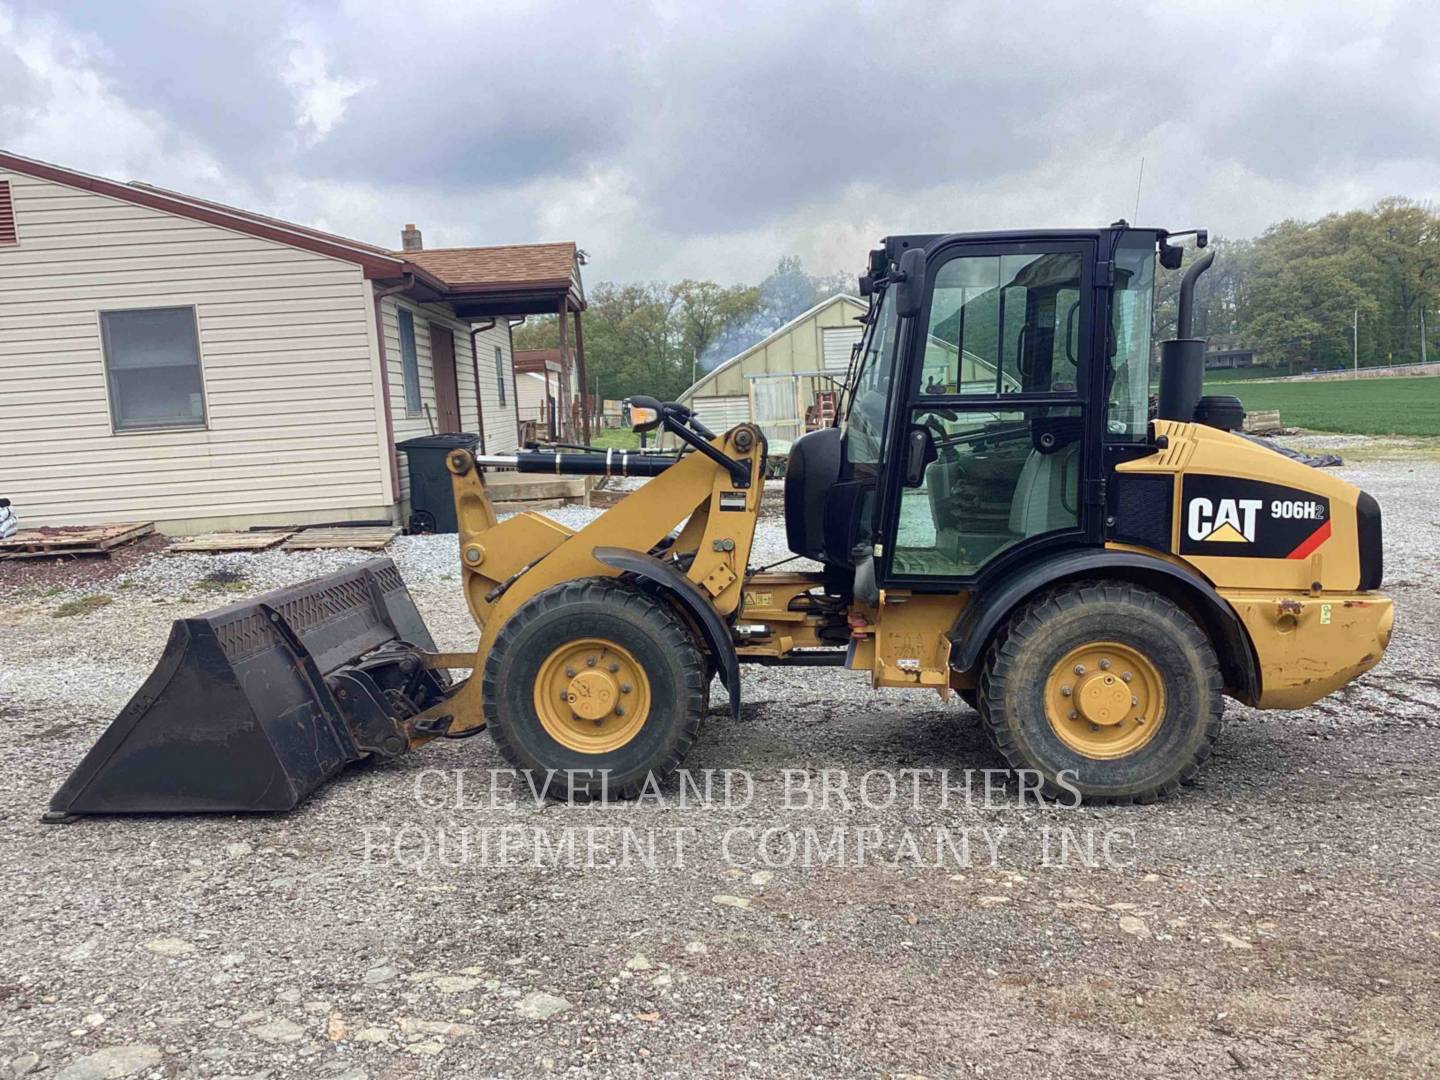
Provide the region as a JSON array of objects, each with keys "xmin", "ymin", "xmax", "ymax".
[{"xmin": 1, "ymin": 442, "xmax": 1437, "ymax": 1079}]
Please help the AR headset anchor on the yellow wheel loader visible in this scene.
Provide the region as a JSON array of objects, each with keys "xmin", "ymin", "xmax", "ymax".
[{"xmin": 46, "ymin": 224, "xmax": 1394, "ymax": 818}]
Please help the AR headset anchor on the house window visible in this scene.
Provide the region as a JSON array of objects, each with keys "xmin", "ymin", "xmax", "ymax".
[
  {"xmin": 99, "ymin": 307, "xmax": 206, "ymax": 432},
  {"xmin": 0, "ymin": 181, "xmax": 16, "ymax": 244},
  {"xmin": 398, "ymin": 308, "xmax": 422, "ymax": 415},
  {"xmin": 495, "ymin": 346, "xmax": 507, "ymax": 407}
]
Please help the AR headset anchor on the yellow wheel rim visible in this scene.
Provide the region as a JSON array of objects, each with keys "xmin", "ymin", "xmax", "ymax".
[
  {"xmin": 1043, "ymin": 641, "xmax": 1165, "ymax": 760},
  {"xmin": 534, "ymin": 638, "xmax": 651, "ymax": 754}
]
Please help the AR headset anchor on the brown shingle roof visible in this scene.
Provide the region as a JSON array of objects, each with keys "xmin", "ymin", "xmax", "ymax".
[
  {"xmin": 514, "ymin": 347, "xmax": 574, "ymax": 372},
  {"xmin": 401, "ymin": 242, "xmax": 577, "ymax": 290}
]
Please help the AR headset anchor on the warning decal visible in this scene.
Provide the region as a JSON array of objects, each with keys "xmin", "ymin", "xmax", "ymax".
[{"xmin": 1179, "ymin": 475, "xmax": 1332, "ymax": 559}]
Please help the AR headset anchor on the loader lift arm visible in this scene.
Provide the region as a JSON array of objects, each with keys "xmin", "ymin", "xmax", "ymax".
[{"xmin": 401, "ymin": 403, "xmax": 768, "ymax": 745}]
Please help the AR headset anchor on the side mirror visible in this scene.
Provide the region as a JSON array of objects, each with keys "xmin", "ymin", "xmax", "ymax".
[
  {"xmin": 903, "ymin": 425, "xmax": 936, "ymax": 487},
  {"xmin": 895, "ymin": 247, "xmax": 927, "ymax": 319}
]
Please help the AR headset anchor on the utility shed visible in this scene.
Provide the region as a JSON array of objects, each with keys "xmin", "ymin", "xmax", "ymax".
[
  {"xmin": 677, "ymin": 294, "xmax": 867, "ymax": 453},
  {"xmin": 0, "ymin": 150, "xmax": 586, "ymax": 532},
  {"xmin": 514, "ymin": 346, "xmax": 582, "ymax": 442}
]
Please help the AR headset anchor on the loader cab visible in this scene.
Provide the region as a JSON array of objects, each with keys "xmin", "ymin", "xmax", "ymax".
[{"xmin": 785, "ymin": 226, "xmax": 1160, "ymax": 588}]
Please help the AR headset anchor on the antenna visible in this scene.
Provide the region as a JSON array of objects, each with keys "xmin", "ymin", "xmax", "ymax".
[{"xmin": 1133, "ymin": 156, "xmax": 1145, "ymax": 222}]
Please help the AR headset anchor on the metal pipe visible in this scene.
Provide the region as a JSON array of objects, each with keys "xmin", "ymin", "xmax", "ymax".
[
  {"xmin": 1175, "ymin": 250, "xmax": 1215, "ymax": 339},
  {"xmin": 473, "ymin": 451, "xmax": 677, "ymax": 478},
  {"xmin": 467, "ymin": 319, "xmax": 496, "ymax": 454},
  {"xmin": 1157, "ymin": 251, "xmax": 1216, "ymax": 422},
  {"xmin": 372, "ymin": 276, "xmax": 414, "ymax": 505}
]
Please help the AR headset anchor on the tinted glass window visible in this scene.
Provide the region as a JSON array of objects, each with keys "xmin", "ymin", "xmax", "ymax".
[
  {"xmin": 893, "ymin": 406, "xmax": 1082, "ymax": 577},
  {"xmin": 1108, "ymin": 234, "xmax": 1156, "ymax": 438},
  {"xmin": 398, "ymin": 309, "xmax": 422, "ymax": 415},
  {"xmin": 921, "ymin": 252, "xmax": 1084, "ymax": 396}
]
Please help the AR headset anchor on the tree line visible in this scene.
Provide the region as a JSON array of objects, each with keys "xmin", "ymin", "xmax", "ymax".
[{"xmin": 1158, "ymin": 197, "xmax": 1439, "ymax": 373}]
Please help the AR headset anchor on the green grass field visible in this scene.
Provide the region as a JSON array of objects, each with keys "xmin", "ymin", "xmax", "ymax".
[
  {"xmin": 588, "ymin": 427, "xmax": 643, "ymax": 450},
  {"xmin": 1200, "ymin": 365, "xmax": 1290, "ymax": 382},
  {"xmin": 1202, "ymin": 375, "xmax": 1440, "ymax": 436}
]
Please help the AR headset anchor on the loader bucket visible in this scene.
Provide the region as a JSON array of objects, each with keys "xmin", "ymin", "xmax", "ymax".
[{"xmin": 47, "ymin": 558, "xmax": 447, "ymax": 818}]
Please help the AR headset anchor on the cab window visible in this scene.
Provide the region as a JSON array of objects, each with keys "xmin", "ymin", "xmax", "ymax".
[
  {"xmin": 1108, "ymin": 234, "xmax": 1156, "ymax": 438},
  {"xmin": 920, "ymin": 252, "xmax": 1084, "ymax": 397},
  {"xmin": 842, "ymin": 286, "xmax": 899, "ymax": 466}
]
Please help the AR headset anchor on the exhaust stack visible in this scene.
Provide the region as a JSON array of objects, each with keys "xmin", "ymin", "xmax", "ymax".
[{"xmin": 1156, "ymin": 249, "xmax": 1214, "ymax": 422}]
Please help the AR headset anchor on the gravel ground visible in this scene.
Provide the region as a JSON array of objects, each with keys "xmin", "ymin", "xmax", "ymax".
[{"xmin": 1, "ymin": 447, "xmax": 1438, "ymax": 1079}]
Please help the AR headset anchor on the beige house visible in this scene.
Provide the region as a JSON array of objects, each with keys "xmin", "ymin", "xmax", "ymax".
[
  {"xmin": 677, "ymin": 294, "xmax": 867, "ymax": 453},
  {"xmin": 0, "ymin": 150, "xmax": 587, "ymax": 532}
]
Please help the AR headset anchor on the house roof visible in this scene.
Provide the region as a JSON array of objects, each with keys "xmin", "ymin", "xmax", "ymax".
[
  {"xmin": 0, "ymin": 149, "xmax": 406, "ymax": 278},
  {"xmin": 514, "ymin": 347, "xmax": 574, "ymax": 373},
  {"xmin": 404, "ymin": 243, "xmax": 578, "ymax": 291},
  {"xmin": 0, "ymin": 149, "xmax": 585, "ymax": 313}
]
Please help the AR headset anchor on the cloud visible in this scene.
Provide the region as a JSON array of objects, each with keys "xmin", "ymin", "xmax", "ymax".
[
  {"xmin": 1, "ymin": 0, "xmax": 1437, "ymax": 285},
  {"xmin": 281, "ymin": 32, "xmax": 373, "ymax": 147}
]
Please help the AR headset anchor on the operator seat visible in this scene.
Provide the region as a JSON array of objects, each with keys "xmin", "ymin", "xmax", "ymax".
[{"xmin": 1008, "ymin": 441, "xmax": 1079, "ymax": 537}]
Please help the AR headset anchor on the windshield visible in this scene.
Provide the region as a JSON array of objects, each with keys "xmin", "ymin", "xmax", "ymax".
[{"xmin": 841, "ymin": 286, "xmax": 900, "ymax": 466}]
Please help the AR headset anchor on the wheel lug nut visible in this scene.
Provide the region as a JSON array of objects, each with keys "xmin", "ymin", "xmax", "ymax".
[
  {"xmin": 587, "ymin": 656, "xmax": 596, "ymax": 667},
  {"xmin": 615, "ymin": 706, "xmax": 625, "ymax": 716},
  {"xmin": 620, "ymin": 683, "xmax": 632, "ymax": 694},
  {"xmin": 565, "ymin": 666, "xmax": 576, "ymax": 678},
  {"xmin": 1074, "ymin": 665, "xmax": 1086, "ymax": 675},
  {"xmin": 1068, "ymin": 710, "xmax": 1078, "ymax": 721},
  {"xmin": 1099, "ymin": 659, "xmax": 1111, "ymax": 670},
  {"xmin": 1089, "ymin": 723, "xmax": 1099, "ymax": 732},
  {"xmin": 560, "ymin": 690, "xmax": 569, "ymax": 701},
  {"xmin": 1061, "ymin": 686, "xmax": 1072, "ymax": 697},
  {"xmin": 1131, "ymin": 696, "xmax": 1139, "ymax": 706},
  {"xmin": 609, "ymin": 662, "xmax": 619, "ymax": 673},
  {"xmin": 1122, "ymin": 672, "xmax": 1132, "ymax": 682}
]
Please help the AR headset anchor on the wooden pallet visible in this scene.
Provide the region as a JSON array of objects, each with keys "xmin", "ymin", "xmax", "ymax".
[
  {"xmin": 0, "ymin": 521, "xmax": 154, "ymax": 560},
  {"xmin": 168, "ymin": 530, "xmax": 295, "ymax": 553},
  {"xmin": 1243, "ymin": 409, "xmax": 1283, "ymax": 434},
  {"xmin": 281, "ymin": 526, "xmax": 400, "ymax": 551}
]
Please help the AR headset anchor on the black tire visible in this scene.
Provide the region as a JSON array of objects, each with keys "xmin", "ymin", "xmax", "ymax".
[
  {"xmin": 978, "ymin": 580, "xmax": 1224, "ymax": 804},
  {"xmin": 483, "ymin": 578, "xmax": 707, "ymax": 799}
]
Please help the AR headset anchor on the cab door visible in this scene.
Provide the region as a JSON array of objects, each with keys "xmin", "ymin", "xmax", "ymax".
[{"xmin": 877, "ymin": 239, "xmax": 1099, "ymax": 586}]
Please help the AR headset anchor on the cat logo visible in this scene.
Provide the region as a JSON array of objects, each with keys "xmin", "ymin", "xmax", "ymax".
[
  {"xmin": 1187, "ymin": 497, "xmax": 1262, "ymax": 544},
  {"xmin": 1178, "ymin": 476, "xmax": 1332, "ymax": 560}
]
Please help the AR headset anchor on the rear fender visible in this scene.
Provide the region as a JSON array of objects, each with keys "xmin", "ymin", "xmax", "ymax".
[
  {"xmin": 593, "ymin": 546, "xmax": 741, "ymax": 719},
  {"xmin": 949, "ymin": 549, "xmax": 1260, "ymax": 703}
]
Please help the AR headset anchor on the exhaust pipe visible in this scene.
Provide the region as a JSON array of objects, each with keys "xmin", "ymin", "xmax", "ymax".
[{"xmin": 1156, "ymin": 249, "xmax": 1214, "ymax": 422}]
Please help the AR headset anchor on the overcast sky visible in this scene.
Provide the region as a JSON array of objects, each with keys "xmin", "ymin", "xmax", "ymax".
[{"xmin": 2, "ymin": 1, "xmax": 1437, "ymax": 285}]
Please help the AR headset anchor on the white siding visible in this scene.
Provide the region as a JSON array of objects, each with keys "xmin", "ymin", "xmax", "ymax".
[
  {"xmin": 823, "ymin": 325, "xmax": 864, "ymax": 370},
  {"xmin": 691, "ymin": 395, "xmax": 751, "ymax": 431},
  {"xmin": 379, "ymin": 296, "xmax": 519, "ymax": 505},
  {"xmin": 516, "ymin": 370, "xmax": 551, "ymax": 425},
  {"xmin": 0, "ymin": 168, "xmax": 392, "ymax": 530}
]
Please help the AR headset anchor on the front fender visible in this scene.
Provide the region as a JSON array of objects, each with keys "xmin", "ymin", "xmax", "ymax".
[{"xmin": 592, "ymin": 546, "xmax": 741, "ymax": 719}]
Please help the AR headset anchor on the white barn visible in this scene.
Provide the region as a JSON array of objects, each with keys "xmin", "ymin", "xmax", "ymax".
[
  {"xmin": 676, "ymin": 294, "xmax": 868, "ymax": 454},
  {"xmin": 0, "ymin": 150, "xmax": 588, "ymax": 533}
]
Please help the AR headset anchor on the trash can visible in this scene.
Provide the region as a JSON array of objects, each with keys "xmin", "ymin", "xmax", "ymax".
[{"xmin": 396, "ymin": 433, "xmax": 480, "ymax": 533}]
